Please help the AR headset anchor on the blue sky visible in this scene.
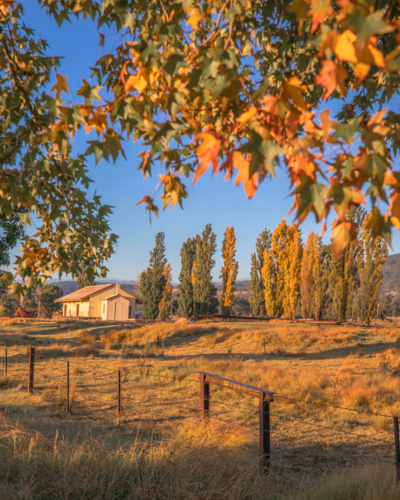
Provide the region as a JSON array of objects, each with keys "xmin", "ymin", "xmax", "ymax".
[{"xmin": 10, "ymin": 1, "xmax": 400, "ymax": 282}]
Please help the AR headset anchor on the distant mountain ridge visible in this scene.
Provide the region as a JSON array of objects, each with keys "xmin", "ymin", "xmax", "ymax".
[{"xmin": 49, "ymin": 253, "xmax": 400, "ymax": 301}]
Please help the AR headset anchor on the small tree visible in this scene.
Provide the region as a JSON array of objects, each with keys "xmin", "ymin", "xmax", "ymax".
[
  {"xmin": 249, "ymin": 229, "xmax": 271, "ymax": 317},
  {"xmin": 193, "ymin": 224, "xmax": 218, "ymax": 315},
  {"xmin": 139, "ymin": 232, "xmax": 167, "ymax": 319},
  {"xmin": 159, "ymin": 263, "xmax": 172, "ymax": 320},
  {"xmin": 220, "ymin": 227, "xmax": 239, "ymax": 315},
  {"xmin": 178, "ymin": 238, "xmax": 196, "ymax": 318},
  {"xmin": 37, "ymin": 285, "xmax": 63, "ymax": 317}
]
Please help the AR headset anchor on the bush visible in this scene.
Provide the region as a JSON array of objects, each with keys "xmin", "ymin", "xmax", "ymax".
[{"xmin": 78, "ymin": 330, "xmax": 96, "ymax": 345}]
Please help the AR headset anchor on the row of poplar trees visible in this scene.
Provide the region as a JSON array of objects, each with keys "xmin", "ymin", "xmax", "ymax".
[
  {"xmin": 178, "ymin": 223, "xmax": 238, "ymax": 318},
  {"xmin": 249, "ymin": 208, "xmax": 388, "ymax": 325},
  {"xmin": 139, "ymin": 224, "xmax": 239, "ymax": 319}
]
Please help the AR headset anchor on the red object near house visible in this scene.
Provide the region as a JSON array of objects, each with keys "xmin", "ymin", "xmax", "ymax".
[{"xmin": 15, "ymin": 308, "xmax": 35, "ymax": 318}]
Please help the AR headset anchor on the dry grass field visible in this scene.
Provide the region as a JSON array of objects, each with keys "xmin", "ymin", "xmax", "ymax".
[{"xmin": 1, "ymin": 317, "xmax": 400, "ymax": 499}]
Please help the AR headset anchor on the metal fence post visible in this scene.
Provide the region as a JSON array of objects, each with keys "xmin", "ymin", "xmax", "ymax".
[
  {"xmin": 117, "ymin": 369, "xmax": 121, "ymax": 420},
  {"xmin": 200, "ymin": 373, "xmax": 210, "ymax": 422},
  {"xmin": 66, "ymin": 361, "xmax": 70, "ymax": 414},
  {"xmin": 394, "ymin": 416, "xmax": 400, "ymax": 484},
  {"xmin": 28, "ymin": 346, "xmax": 35, "ymax": 394},
  {"xmin": 259, "ymin": 394, "xmax": 271, "ymax": 473},
  {"xmin": 4, "ymin": 347, "xmax": 7, "ymax": 377}
]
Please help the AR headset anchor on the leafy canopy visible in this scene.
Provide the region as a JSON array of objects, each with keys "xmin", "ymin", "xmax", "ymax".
[{"xmin": 3, "ymin": 0, "xmax": 400, "ymax": 292}]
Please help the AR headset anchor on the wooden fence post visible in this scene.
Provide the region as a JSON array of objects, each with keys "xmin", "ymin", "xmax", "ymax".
[
  {"xmin": 66, "ymin": 361, "xmax": 70, "ymax": 414},
  {"xmin": 117, "ymin": 369, "xmax": 121, "ymax": 420},
  {"xmin": 200, "ymin": 373, "xmax": 210, "ymax": 423},
  {"xmin": 28, "ymin": 346, "xmax": 35, "ymax": 394},
  {"xmin": 259, "ymin": 394, "xmax": 271, "ymax": 473},
  {"xmin": 394, "ymin": 416, "xmax": 400, "ymax": 484},
  {"xmin": 4, "ymin": 347, "xmax": 7, "ymax": 377}
]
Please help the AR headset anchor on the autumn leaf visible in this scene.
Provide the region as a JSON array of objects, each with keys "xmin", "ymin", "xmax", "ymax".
[
  {"xmin": 309, "ymin": 0, "xmax": 334, "ymax": 33},
  {"xmin": 283, "ymin": 76, "xmax": 308, "ymax": 110},
  {"xmin": 316, "ymin": 60, "xmax": 348, "ymax": 99},
  {"xmin": 232, "ymin": 151, "xmax": 258, "ymax": 199},
  {"xmin": 237, "ymin": 107, "xmax": 257, "ymax": 126},
  {"xmin": 286, "ymin": 0, "xmax": 309, "ymax": 35},
  {"xmin": 50, "ymin": 73, "xmax": 69, "ymax": 100},
  {"xmin": 335, "ymin": 30, "xmax": 358, "ymax": 63},
  {"xmin": 193, "ymin": 133, "xmax": 221, "ymax": 184},
  {"xmin": 320, "ymin": 109, "xmax": 336, "ymax": 141},
  {"xmin": 135, "ymin": 195, "xmax": 159, "ymax": 222},
  {"xmin": 125, "ymin": 68, "xmax": 149, "ymax": 94},
  {"xmin": 332, "ymin": 219, "xmax": 358, "ymax": 257}
]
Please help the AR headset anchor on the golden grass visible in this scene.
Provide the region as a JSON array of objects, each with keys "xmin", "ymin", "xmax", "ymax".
[{"xmin": 2, "ymin": 318, "xmax": 400, "ymax": 497}]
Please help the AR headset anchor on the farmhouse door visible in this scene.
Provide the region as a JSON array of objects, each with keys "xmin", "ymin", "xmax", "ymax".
[
  {"xmin": 129, "ymin": 305, "xmax": 131, "ymax": 319},
  {"xmin": 64, "ymin": 305, "xmax": 67, "ymax": 317},
  {"xmin": 76, "ymin": 304, "xmax": 79, "ymax": 317}
]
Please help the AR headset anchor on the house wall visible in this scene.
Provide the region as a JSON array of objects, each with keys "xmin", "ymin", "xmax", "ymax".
[
  {"xmin": 106, "ymin": 296, "xmax": 130, "ymax": 321},
  {"xmin": 63, "ymin": 301, "xmax": 89, "ymax": 317},
  {"xmin": 87, "ymin": 285, "xmax": 116, "ymax": 318}
]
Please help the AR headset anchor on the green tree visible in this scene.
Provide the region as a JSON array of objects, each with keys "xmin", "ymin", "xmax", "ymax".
[
  {"xmin": 0, "ymin": 209, "xmax": 26, "ymax": 292},
  {"xmin": 139, "ymin": 232, "xmax": 167, "ymax": 319},
  {"xmin": 76, "ymin": 261, "xmax": 96, "ymax": 289},
  {"xmin": 249, "ymin": 229, "xmax": 271, "ymax": 317},
  {"xmin": 193, "ymin": 224, "xmax": 218, "ymax": 315},
  {"xmin": 328, "ymin": 208, "xmax": 363, "ymax": 321},
  {"xmin": 357, "ymin": 211, "xmax": 388, "ymax": 325},
  {"xmin": 37, "ymin": 285, "xmax": 63, "ymax": 317},
  {"xmin": 159, "ymin": 263, "xmax": 172, "ymax": 321},
  {"xmin": 220, "ymin": 227, "xmax": 239, "ymax": 315},
  {"xmin": 177, "ymin": 238, "xmax": 196, "ymax": 318},
  {"xmin": 300, "ymin": 232, "xmax": 329, "ymax": 320}
]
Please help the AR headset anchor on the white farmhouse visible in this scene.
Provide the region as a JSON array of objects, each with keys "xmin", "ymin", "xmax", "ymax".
[{"xmin": 55, "ymin": 283, "xmax": 144, "ymax": 321}]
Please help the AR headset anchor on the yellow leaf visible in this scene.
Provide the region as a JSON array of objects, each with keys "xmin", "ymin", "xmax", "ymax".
[
  {"xmin": 286, "ymin": 0, "xmax": 309, "ymax": 35},
  {"xmin": 237, "ymin": 107, "xmax": 257, "ymax": 125},
  {"xmin": 194, "ymin": 133, "xmax": 221, "ymax": 184},
  {"xmin": 50, "ymin": 73, "xmax": 69, "ymax": 100},
  {"xmin": 125, "ymin": 68, "xmax": 149, "ymax": 94},
  {"xmin": 320, "ymin": 109, "xmax": 336, "ymax": 141},
  {"xmin": 335, "ymin": 30, "xmax": 357, "ymax": 63},
  {"xmin": 283, "ymin": 76, "xmax": 308, "ymax": 110},
  {"xmin": 353, "ymin": 62, "xmax": 371, "ymax": 83}
]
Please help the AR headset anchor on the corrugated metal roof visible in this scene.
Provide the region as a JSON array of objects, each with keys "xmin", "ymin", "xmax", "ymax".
[{"xmin": 55, "ymin": 284, "xmax": 114, "ymax": 302}]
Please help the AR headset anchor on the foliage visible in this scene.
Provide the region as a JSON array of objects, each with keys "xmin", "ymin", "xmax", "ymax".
[
  {"xmin": 232, "ymin": 297, "xmax": 251, "ymax": 316},
  {"xmin": 178, "ymin": 238, "xmax": 196, "ymax": 318},
  {"xmin": 159, "ymin": 263, "xmax": 172, "ymax": 321},
  {"xmin": 356, "ymin": 211, "xmax": 388, "ymax": 325},
  {"xmin": 262, "ymin": 221, "xmax": 302, "ymax": 318},
  {"xmin": 328, "ymin": 208, "xmax": 363, "ymax": 321},
  {"xmin": 301, "ymin": 232, "xmax": 329, "ymax": 320},
  {"xmin": 17, "ymin": 0, "xmax": 400, "ymax": 258},
  {"xmin": 377, "ymin": 295, "xmax": 393, "ymax": 319},
  {"xmin": 219, "ymin": 227, "xmax": 239, "ymax": 315},
  {"xmin": 249, "ymin": 229, "xmax": 271, "ymax": 317},
  {"xmin": 0, "ymin": 3, "xmax": 117, "ymax": 295},
  {"xmin": 193, "ymin": 224, "xmax": 218, "ymax": 315},
  {"xmin": 76, "ymin": 262, "xmax": 96, "ymax": 289},
  {"xmin": 37, "ymin": 285, "xmax": 63, "ymax": 316},
  {"xmin": 139, "ymin": 232, "xmax": 167, "ymax": 319}
]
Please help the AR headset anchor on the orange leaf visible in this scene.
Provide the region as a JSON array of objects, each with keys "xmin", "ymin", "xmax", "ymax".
[
  {"xmin": 309, "ymin": 0, "xmax": 334, "ymax": 33},
  {"xmin": 50, "ymin": 73, "xmax": 69, "ymax": 100},
  {"xmin": 125, "ymin": 68, "xmax": 149, "ymax": 94},
  {"xmin": 232, "ymin": 152, "xmax": 258, "ymax": 199},
  {"xmin": 193, "ymin": 133, "xmax": 221, "ymax": 184},
  {"xmin": 332, "ymin": 220, "xmax": 358, "ymax": 257},
  {"xmin": 237, "ymin": 107, "xmax": 257, "ymax": 125},
  {"xmin": 320, "ymin": 109, "xmax": 336, "ymax": 141},
  {"xmin": 316, "ymin": 60, "xmax": 348, "ymax": 99}
]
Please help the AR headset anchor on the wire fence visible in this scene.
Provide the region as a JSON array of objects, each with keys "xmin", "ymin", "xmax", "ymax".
[{"xmin": 1, "ymin": 345, "xmax": 399, "ymax": 481}]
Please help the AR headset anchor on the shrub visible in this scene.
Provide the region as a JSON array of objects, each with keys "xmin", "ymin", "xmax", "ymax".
[{"xmin": 78, "ymin": 330, "xmax": 96, "ymax": 345}]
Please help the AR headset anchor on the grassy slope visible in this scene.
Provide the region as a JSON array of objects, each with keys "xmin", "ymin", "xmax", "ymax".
[{"xmin": 1, "ymin": 318, "xmax": 400, "ymax": 499}]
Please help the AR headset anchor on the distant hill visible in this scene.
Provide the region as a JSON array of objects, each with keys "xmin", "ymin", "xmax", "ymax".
[
  {"xmin": 381, "ymin": 253, "xmax": 400, "ymax": 299},
  {"xmin": 50, "ymin": 280, "xmax": 140, "ymax": 297}
]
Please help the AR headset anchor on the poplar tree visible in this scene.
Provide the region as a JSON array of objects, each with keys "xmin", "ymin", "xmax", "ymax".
[
  {"xmin": 328, "ymin": 209, "xmax": 362, "ymax": 321},
  {"xmin": 139, "ymin": 232, "xmax": 167, "ymax": 319},
  {"xmin": 300, "ymin": 232, "xmax": 328, "ymax": 320},
  {"xmin": 262, "ymin": 221, "xmax": 302, "ymax": 318},
  {"xmin": 177, "ymin": 238, "xmax": 196, "ymax": 318},
  {"xmin": 282, "ymin": 224, "xmax": 302, "ymax": 319},
  {"xmin": 193, "ymin": 224, "xmax": 218, "ymax": 315},
  {"xmin": 249, "ymin": 229, "xmax": 271, "ymax": 316},
  {"xmin": 159, "ymin": 263, "xmax": 172, "ymax": 321},
  {"xmin": 220, "ymin": 227, "xmax": 239, "ymax": 315},
  {"xmin": 357, "ymin": 211, "xmax": 388, "ymax": 325}
]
